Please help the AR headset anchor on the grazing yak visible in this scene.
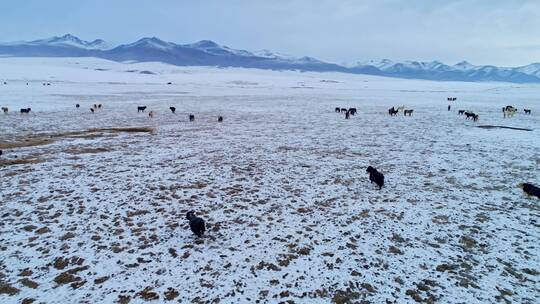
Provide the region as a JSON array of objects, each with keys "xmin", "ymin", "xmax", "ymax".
[
  {"xmin": 341, "ymin": 108, "xmax": 348, "ymax": 113},
  {"xmin": 218, "ymin": 116, "xmax": 223, "ymax": 122},
  {"xmin": 524, "ymin": 109, "xmax": 531, "ymax": 114},
  {"xmin": 90, "ymin": 108, "xmax": 94, "ymax": 113},
  {"xmin": 388, "ymin": 107, "xmax": 399, "ymax": 116},
  {"xmin": 404, "ymin": 109, "xmax": 414, "ymax": 116},
  {"xmin": 519, "ymin": 183, "xmax": 540, "ymax": 199},
  {"xmin": 458, "ymin": 110, "xmax": 465, "ymax": 115},
  {"xmin": 137, "ymin": 106, "xmax": 147, "ymax": 112},
  {"xmin": 348, "ymin": 108, "xmax": 357, "ymax": 115},
  {"xmin": 1, "ymin": 107, "xmax": 8, "ymax": 113},
  {"xmin": 76, "ymin": 104, "xmax": 80, "ymax": 108},
  {"xmin": 20, "ymin": 108, "xmax": 31, "ymax": 114},
  {"xmin": 335, "ymin": 107, "xmax": 341, "ymax": 113},
  {"xmin": 503, "ymin": 106, "xmax": 517, "ymax": 117},
  {"xmin": 186, "ymin": 211, "xmax": 205, "ymax": 237},
  {"xmin": 189, "ymin": 114, "xmax": 195, "ymax": 122},
  {"xmin": 464, "ymin": 112, "xmax": 479, "ymax": 121},
  {"xmin": 366, "ymin": 166, "xmax": 384, "ymax": 190},
  {"xmin": 169, "ymin": 107, "xmax": 176, "ymax": 114}
]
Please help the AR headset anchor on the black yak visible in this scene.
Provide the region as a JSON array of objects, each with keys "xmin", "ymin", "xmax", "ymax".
[
  {"xmin": 519, "ymin": 183, "xmax": 540, "ymax": 199},
  {"xmin": 366, "ymin": 166, "xmax": 384, "ymax": 190},
  {"xmin": 388, "ymin": 107, "xmax": 398, "ymax": 116},
  {"xmin": 464, "ymin": 112, "xmax": 475, "ymax": 119},
  {"xmin": 186, "ymin": 211, "xmax": 205, "ymax": 237}
]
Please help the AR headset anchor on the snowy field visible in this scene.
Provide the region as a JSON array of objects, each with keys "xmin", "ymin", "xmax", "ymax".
[{"xmin": 0, "ymin": 57, "xmax": 539, "ymax": 304}]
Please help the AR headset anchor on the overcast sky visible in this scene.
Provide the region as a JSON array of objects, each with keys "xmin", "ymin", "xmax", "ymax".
[{"xmin": 1, "ymin": 0, "xmax": 539, "ymax": 66}]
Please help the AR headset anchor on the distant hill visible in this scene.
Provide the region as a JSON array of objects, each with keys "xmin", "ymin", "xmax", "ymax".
[{"xmin": 1, "ymin": 34, "xmax": 539, "ymax": 83}]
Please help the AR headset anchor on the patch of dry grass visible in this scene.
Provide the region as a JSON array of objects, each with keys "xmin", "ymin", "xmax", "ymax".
[
  {"xmin": 0, "ymin": 127, "xmax": 155, "ymax": 150},
  {"xmin": 0, "ymin": 158, "xmax": 44, "ymax": 167},
  {"xmin": 63, "ymin": 147, "xmax": 112, "ymax": 154},
  {"xmin": 0, "ymin": 138, "xmax": 54, "ymax": 150}
]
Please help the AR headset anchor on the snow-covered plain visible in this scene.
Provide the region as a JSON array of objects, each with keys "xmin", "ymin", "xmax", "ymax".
[{"xmin": 0, "ymin": 57, "xmax": 539, "ymax": 304}]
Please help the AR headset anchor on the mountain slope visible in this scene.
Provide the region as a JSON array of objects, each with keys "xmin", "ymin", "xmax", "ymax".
[{"xmin": 0, "ymin": 34, "xmax": 108, "ymax": 57}]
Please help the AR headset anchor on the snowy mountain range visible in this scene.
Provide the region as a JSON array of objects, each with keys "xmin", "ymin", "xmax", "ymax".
[
  {"xmin": 1, "ymin": 34, "xmax": 539, "ymax": 83},
  {"xmin": 350, "ymin": 59, "xmax": 540, "ymax": 83}
]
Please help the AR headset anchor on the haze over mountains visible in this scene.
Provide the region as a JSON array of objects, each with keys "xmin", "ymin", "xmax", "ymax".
[{"xmin": 1, "ymin": 34, "xmax": 539, "ymax": 83}]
